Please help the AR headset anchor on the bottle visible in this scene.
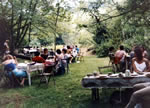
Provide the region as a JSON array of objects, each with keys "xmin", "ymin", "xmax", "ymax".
[{"xmin": 125, "ymin": 69, "xmax": 131, "ymax": 77}]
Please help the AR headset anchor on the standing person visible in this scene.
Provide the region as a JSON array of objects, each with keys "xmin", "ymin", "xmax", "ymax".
[
  {"xmin": 4, "ymin": 40, "xmax": 10, "ymax": 54},
  {"xmin": 76, "ymin": 45, "xmax": 80, "ymax": 54},
  {"xmin": 72, "ymin": 46, "xmax": 77, "ymax": 63},
  {"xmin": 55, "ymin": 49, "xmax": 65, "ymax": 75}
]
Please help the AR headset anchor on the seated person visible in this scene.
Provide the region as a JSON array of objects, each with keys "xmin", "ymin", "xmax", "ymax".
[
  {"xmin": 108, "ymin": 46, "xmax": 115, "ymax": 64},
  {"xmin": 130, "ymin": 46, "xmax": 135, "ymax": 60},
  {"xmin": 114, "ymin": 45, "xmax": 126, "ymax": 64},
  {"xmin": 114, "ymin": 45, "xmax": 127, "ymax": 72},
  {"xmin": 1, "ymin": 55, "xmax": 27, "ymax": 86},
  {"xmin": 41, "ymin": 48, "xmax": 48, "ymax": 60},
  {"xmin": 32, "ymin": 52, "xmax": 45, "ymax": 63},
  {"xmin": 126, "ymin": 78, "xmax": 150, "ymax": 108},
  {"xmin": 62, "ymin": 48, "xmax": 69, "ymax": 66},
  {"xmin": 66, "ymin": 50, "xmax": 73, "ymax": 63},
  {"xmin": 141, "ymin": 46, "xmax": 148, "ymax": 59},
  {"xmin": 132, "ymin": 46, "xmax": 149, "ymax": 74},
  {"xmin": 49, "ymin": 48, "xmax": 55, "ymax": 57}
]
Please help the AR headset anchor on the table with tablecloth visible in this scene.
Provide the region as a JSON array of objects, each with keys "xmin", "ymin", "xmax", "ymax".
[
  {"xmin": 17, "ymin": 63, "xmax": 44, "ymax": 86},
  {"xmin": 81, "ymin": 72, "xmax": 150, "ymax": 100}
]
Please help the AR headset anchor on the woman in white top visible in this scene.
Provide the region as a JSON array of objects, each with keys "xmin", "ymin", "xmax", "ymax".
[
  {"xmin": 126, "ymin": 46, "xmax": 150, "ymax": 108},
  {"xmin": 132, "ymin": 46, "xmax": 149, "ymax": 74}
]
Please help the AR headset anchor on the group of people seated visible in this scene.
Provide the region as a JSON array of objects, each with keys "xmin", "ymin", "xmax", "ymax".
[
  {"xmin": 32, "ymin": 45, "xmax": 80, "ymax": 75},
  {"xmin": 108, "ymin": 45, "xmax": 149, "ymax": 73},
  {"xmin": 1, "ymin": 45, "xmax": 80, "ymax": 87},
  {"xmin": 126, "ymin": 46, "xmax": 150, "ymax": 108},
  {"xmin": 109, "ymin": 45, "xmax": 150, "ymax": 108}
]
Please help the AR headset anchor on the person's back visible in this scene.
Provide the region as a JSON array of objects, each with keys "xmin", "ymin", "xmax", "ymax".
[
  {"xmin": 55, "ymin": 49, "xmax": 65, "ymax": 75},
  {"xmin": 32, "ymin": 52, "xmax": 45, "ymax": 63},
  {"xmin": 114, "ymin": 45, "xmax": 126, "ymax": 64},
  {"xmin": 115, "ymin": 50, "xmax": 126, "ymax": 59}
]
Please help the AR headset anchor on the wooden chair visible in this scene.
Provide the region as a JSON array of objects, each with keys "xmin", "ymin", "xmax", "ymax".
[
  {"xmin": 38, "ymin": 63, "xmax": 56, "ymax": 86},
  {"xmin": 77, "ymin": 52, "xmax": 84, "ymax": 62},
  {"xmin": 98, "ymin": 54, "xmax": 117, "ymax": 74},
  {"xmin": 98, "ymin": 66, "xmax": 112, "ymax": 74}
]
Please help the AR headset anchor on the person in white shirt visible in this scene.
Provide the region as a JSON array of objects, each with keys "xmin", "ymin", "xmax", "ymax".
[
  {"xmin": 132, "ymin": 46, "xmax": 149, "ymax": 74},
  {"xmin": 125, "ymin": 46, "xmax": 150, "ymax": 108}
]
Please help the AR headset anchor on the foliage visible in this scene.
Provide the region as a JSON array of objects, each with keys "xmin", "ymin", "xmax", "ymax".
[
  {"xmin": 0, "ymin": 0, "xmax": 72, "ymax": 52},
  {"xmin": 96, "ymin": 41, "xmax": 112, "ymax": 57},
  {"xmin": 79, "ymin": 0, "xmax": 150, "ymax": 57}
]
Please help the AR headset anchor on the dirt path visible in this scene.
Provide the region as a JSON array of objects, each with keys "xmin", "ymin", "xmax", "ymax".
[{"xmin": 80, "ymin": 47, "xmax": 94, "ymax": 56}]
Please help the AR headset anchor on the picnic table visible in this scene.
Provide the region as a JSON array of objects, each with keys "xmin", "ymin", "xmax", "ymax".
[
  {"xmin": 17, "ymin": 63, "xmax": 44, "ymax": 86},
  {"xmin": 82, "ymin": 72, "xmax": 150, "ymax": 100}
]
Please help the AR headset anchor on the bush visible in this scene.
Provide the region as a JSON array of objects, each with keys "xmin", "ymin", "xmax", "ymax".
[{"xmin": 96, "ymin": 41, "xmax": 112, "ymax": 57}]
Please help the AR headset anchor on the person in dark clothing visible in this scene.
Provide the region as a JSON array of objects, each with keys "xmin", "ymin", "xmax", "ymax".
[
  {"xmin": 41, "ymin": 48, "xmax": 48, "ymax": 60},
  {"xmin": 32, "ymin": 52, "xmax": 45, "ymax": 63},
  {"xmin": 49, "ymin": 49, "xmax": 55, "ymax": 57}
]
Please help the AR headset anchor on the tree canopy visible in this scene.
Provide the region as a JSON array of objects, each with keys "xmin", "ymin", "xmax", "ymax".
[{"xmin": 0, "ymin": 0, "xmax": 150, "ymax": 56}]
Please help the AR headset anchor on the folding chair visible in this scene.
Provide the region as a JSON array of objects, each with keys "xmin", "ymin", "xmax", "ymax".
[
  {"xmin": 98, "ymin": 66, "xmax": 112, "ymax": 74},
  {"xmin": 77, "ymin": 52, "xmax": 84, "ymax": 62},
  {"xmin": 38, "ymin": 63, "xmax": 56, "ymax": 86}
]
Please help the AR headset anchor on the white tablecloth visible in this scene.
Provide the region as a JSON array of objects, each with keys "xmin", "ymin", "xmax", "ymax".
[
  {"xmin": 82, "ymin": 73, "xmax": 150, "ymax": 88},
  {"xmin": 17, "ymin": 63, "xmax": 44, "ymax": 86}
]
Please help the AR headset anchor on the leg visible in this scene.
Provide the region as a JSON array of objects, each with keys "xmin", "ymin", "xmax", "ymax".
[
  {"xmin": 126, "ymin": 86, "xmax": 150, "ymax": 108},
  {"xmin": 120, "ymin": 61, "xmax": 125, "ymax": 72},
  {"xmin": 91, "ymin": 88, "xmax": 99, "ymax": 101},
  {"xmin": 20, "ymin": 78, "xmax": 25, "ymax": 86},
  {"xmin": 133, "ymin": 83, "xmax": 149, "ymax": 91}
]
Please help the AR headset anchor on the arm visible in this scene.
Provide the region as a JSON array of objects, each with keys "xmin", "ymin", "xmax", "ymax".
[
  {"xmin": 143, "ymin": 59, "xmax": 150, "ymax": 72},
  {"xmin": 13, "ymin": 56, "xmax": 18, "ymax": 65}
]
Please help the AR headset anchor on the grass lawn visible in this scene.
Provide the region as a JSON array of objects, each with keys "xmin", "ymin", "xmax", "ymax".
[{"xmin": 0, "ymin": 56, "xmax": 124, "ymax": 108}]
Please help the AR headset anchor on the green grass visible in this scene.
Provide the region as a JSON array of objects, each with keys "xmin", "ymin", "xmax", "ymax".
[{"xmin": 0, "ymin": 56, "xmax": 122, "ymax": 108}]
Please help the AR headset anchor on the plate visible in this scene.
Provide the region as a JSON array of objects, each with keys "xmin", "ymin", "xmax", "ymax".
[
  {"xmin": 131, "ymin": 74, "xmax": 138, "ymax": 76},
  {"xmin": 98, "ymin": 75, "xmax": 108, "ymax": 79}
]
